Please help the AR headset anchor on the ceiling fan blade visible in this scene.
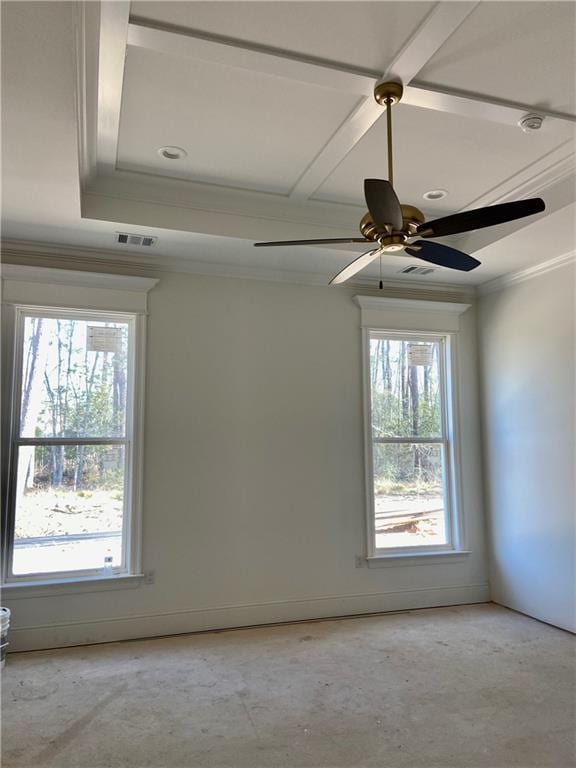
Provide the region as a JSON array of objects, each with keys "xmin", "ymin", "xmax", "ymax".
[
  {"xmin": 405, "ymin": 240, "xmax": 480, "ymax": 272},
  {"xmin": 254, "ymin": 238, "xmax": 368, "ymax": 247},
  {"xmin": 417, "ymin": 198, "xmax": 545, "ymax": 238},
  {"xmin": 364, "ymin": 179, "xmax": 403, "ymax": 231},
  {"xmin": 329, "ymin": 248, "xmax": 382, "ymax": 285}
]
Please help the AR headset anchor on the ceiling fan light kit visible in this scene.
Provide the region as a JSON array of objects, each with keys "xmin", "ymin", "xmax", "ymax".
[{"xmin": 255, "ymin": 81, "xmax": 546, "ymax": 285}]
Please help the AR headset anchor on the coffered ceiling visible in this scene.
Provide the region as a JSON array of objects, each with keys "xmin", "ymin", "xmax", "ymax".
[{"xmin": 1, "ymin": 1, "xmax": 575, "ymax": 287}]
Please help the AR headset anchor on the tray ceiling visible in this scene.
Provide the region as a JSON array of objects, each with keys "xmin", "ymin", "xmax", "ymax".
[
  {"xmin": 105, "ymin": 1, "xmax": 575, "ymax": 248},
  {"xmin": 2, "ymin": 1, "xmax": 575, "ymax": 287}
]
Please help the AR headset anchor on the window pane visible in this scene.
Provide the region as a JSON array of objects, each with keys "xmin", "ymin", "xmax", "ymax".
[
  {"xmin": 370, "ymin": 338, "xmax": 442, "ymax": 438},
  {"xmin": 19, "ymin": 316, "xmax": 129, "ymax": 438},
  {"xmin": 12, "ymin": 444, "xmax": 125, "ymax": 575},
  {"xmin": 373, "ymin": 443, "xmax": 448, "ymax": 549}
]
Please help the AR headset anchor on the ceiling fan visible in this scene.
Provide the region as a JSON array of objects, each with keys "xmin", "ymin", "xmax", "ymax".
[{"xmin": 254, "ymin": 81, "xmax": 546, "ymax": 285}]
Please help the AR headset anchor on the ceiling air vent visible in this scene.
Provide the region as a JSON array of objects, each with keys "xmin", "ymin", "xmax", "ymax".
[
  {"xmin": 115, "ymin": 233, "xmax": 157, "ymax": 247},
  {"xmin": 398, "ymin": 265, "xmax": 436, "ymax": 276}
]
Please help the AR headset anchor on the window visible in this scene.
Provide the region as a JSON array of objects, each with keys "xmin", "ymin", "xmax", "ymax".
[
  {"xmin": 356, "ymin": 292, "xmax": 470, "ymax": 560},
  {"xmin": 2, "ymin": 306, "xmax": 143, "ymax": 583},
  {"xmin": 367, "ymin": 332, "xmax": 453, "ymax": 554},
  {"xmin": 363, "ymin": 325, "xmax": 463, "ymax": 558}
]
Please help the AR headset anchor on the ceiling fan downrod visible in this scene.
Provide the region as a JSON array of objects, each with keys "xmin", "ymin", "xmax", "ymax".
[
  {"xmin": 373, "ymin": 81, "xmax": 404, "ymax": 188},
  {"xmin": 386, "ymin": 98, "xmax": 394, "ymax": 187}
]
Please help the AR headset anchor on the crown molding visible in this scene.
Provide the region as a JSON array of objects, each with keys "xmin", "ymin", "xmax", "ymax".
[
  {"xmin": 1, "ymin": 240, "xmax": 160, "ymax": 275},
  {"xmin": 1, "ymin": 239, "xmax": 474, "ymax": 301},
  {"xmin": 478, "ymin": 250, "xmax": 575, "ymax": 295}
]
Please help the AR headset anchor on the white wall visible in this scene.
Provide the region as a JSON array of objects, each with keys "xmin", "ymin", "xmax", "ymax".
[
  {"xmin": 479, "ymin": 259, "xmax": 575, "ymax": 632},
  {"xmin": 4, "ymin": 270, "xmax": 488, "ymax": 650}
]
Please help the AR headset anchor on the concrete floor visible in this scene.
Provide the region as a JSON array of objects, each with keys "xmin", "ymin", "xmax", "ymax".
[{"xmin": 2, "ymin": 604, "xmax": 575, "ymax": 768}]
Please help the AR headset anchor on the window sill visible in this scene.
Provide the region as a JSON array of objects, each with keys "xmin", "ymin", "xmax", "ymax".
[
  {"xmin": 365, "ymin": 550, "xmax": 471, "ymax": 568},
  {"xmin": 1, "ymin": 573, "xmax": 146, "ymax": 599}
]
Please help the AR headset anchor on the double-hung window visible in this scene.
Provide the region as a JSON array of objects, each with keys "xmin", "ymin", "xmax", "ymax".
[
  {"xmin": 357, "ymin": 296, "xmax": 468, "ymax": 559},
  {"xmin": 1, "ymin": 266, "xmax": 156, "ymax": 585}
]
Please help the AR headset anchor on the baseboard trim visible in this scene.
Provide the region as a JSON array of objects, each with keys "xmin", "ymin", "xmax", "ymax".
[
  {"xmin": 7, "ymin": 583, "xmax": 490, "ymax": 652},
  {"xmin": 491, "ymin": 597, "xmax": 576, "ymax": 635}
]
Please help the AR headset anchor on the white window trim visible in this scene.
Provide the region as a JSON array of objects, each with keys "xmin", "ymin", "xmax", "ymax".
[
  {"xmin": 1, "ymin": 266, "xmax": 158, "ymax": 588},
  {"xmin": 354, "ymin": 295, "xmax": 471, "ymax": 562}
]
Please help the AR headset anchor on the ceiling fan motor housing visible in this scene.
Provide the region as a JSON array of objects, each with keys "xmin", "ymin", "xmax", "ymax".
[
  {"xmin": 400, "ymin": 204, "xmax": 426, "ymax": 231},
  {"xmin": 360, "ymin": 204, "xmax": 425, "ymax": 241}
]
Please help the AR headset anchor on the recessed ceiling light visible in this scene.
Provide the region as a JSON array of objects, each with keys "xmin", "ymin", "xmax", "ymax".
[
  {"xmin": 157, "ymin": 146, "xmax": 187, "ymax": 161},
  {"xmin": 423, "ymin": 189, "xmax": 448, "ymax": 201}
]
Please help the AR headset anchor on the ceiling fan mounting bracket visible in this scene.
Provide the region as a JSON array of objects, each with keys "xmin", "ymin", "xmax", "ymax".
[{"xmin": 373, "ymin": 80, "xmax": 404, "ymax": 106}]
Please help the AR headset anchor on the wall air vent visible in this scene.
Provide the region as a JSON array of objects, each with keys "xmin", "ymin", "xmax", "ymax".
[
  {"xmin": 398, "ymin": 265, "xmax": 436, "ymax": 276},
  {"xmin": 115, "ymin": 233, "xmax": 157, "ymax": 247}
]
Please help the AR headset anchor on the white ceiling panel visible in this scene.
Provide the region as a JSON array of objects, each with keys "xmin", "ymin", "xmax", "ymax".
[
  {"xmin": 117, "ymin": 46, "xmax": 361, "ymax": 193},
  {"xmin": 313, "ymin": 102, "xmax": 573, "ymax": 212},
  {"xmin": 129, "ymin": 1, "xmax": 435, "ymax": 74},
  {"xmin": 418, "ymin": 1, "xmax": 576, "ymax": 114}
]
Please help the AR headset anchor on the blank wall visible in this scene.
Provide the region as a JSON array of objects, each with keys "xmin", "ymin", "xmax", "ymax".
[
  {"xmin": 4, "ymin": 271, "xmax": 488, "ymax": 650},
  {"xmin": 479, "ymin": 260, "xmax": 575, "ymax": 632}
]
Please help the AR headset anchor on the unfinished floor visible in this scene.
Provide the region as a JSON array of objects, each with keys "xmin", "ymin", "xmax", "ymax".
[{"xmin": 2, "ymin": 604, "xmax": 575, "ymax": 768}]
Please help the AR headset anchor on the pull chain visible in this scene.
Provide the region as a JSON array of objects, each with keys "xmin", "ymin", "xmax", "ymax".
[{"xmin": 379, "ymin": 253, "xmax": 383, "ymax": 290}]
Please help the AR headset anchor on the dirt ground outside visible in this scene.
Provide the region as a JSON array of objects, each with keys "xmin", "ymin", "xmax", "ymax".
[
  {"xmin": 374, "ymin": 492, "xmax": 446, "ymax": 548},
  {"xmin": 15, "ymin": 489, "xmax": 123, "ymax": 540}
]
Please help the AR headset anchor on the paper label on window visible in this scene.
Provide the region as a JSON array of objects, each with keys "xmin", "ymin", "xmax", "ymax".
[
  {"xmin": 87, "ymin": 326, "xmax": 122, "ymax": 353},
  {"xmin": 102, "ymin": 447, "xmax": 121, "ymax": 469},
  {"xmin": 408, "ymin": 343, "xmax": 433, "ymax": 366}
]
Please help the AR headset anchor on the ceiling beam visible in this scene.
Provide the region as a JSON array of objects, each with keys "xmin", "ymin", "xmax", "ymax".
[
  {"xmin": 126, "ymin": 14, "xmax": 576, "ymax": 127},
  {"xmin": 384, "ymin": 2, "xmax": 479, "ymax": 85},
  {"xmin": 287, "ymin": 96, "xmax": 386, "ymax": 201},
  {"xmin": 288, "ymin": 2, "xmax": 481, "ymax": 200},
  {"xmin": 97, "ymin": 1, "xmax": 130, "ymax": 174},
  {"xmin": 127, "ymin": 21, "xmax": 375, "ymax": 95}
]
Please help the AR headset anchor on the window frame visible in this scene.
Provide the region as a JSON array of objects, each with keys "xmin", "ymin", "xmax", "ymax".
[
  {"xmin": 1, "ymin": 303, "xmax": 146, "ymax": 585},
  {"xmin": 362, "ymin": 326, "xmax": 465, "ymax": 559}
]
